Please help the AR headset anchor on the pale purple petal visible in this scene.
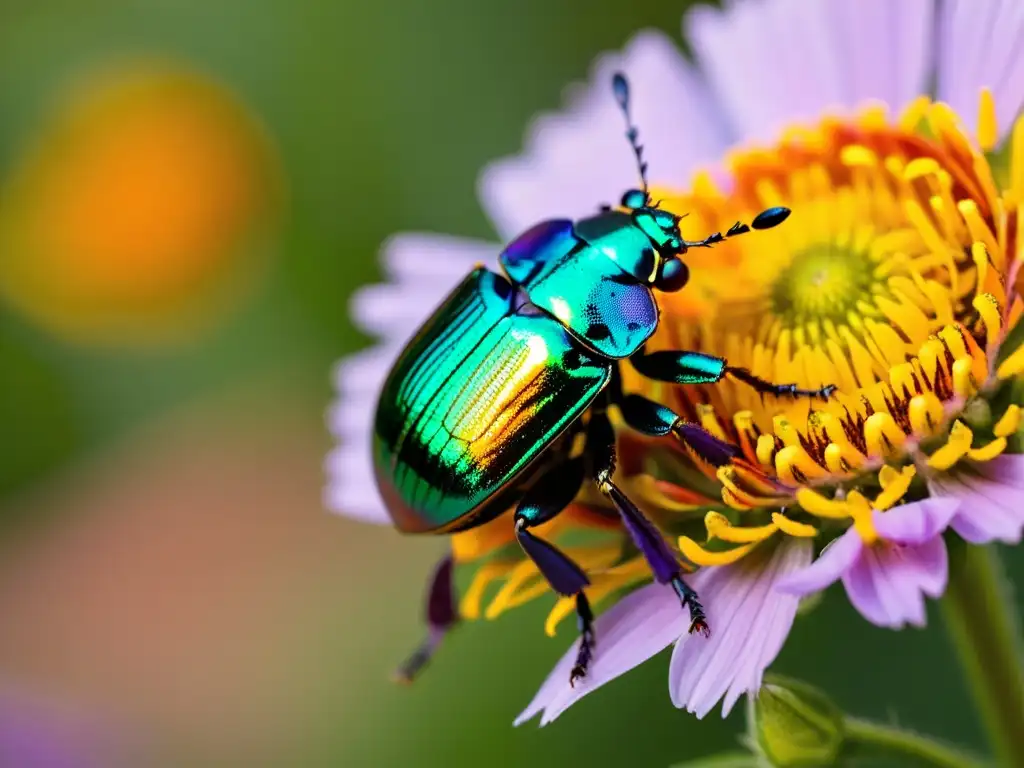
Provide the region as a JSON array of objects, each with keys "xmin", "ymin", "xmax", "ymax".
[
  {"xmin": 929, "ymin": 455, "xmax": 1024, "ymax": 545},
  {"xmin": 775, "ymin": 528, "xmax": 862, "ymax": 596},
  {"xmin": 841, "ymin": 536, "xmax": 948, "ymax": 628},
  {"xmin": 936, "ymin": 0, "xmax": 1024, "ymax": 140},
  {"xmin": 479, "ymin": 30, "xmax": 729, "ymax": 241},
  {"xmin": 686, "ymin": 0, "xmax": 933, "ymax": 145},
  {"xmin": 515, "ymin": 583, "xmax": 686, "ymax": 726},
  {"xmin": 323, "ymin": 445, "xmax": 390, "ymax": 524},
  {"xmin": 871, "ymin": 498, "xmax": 961, "ymax": 545},
  {"xmin": 351, "ymin": 234, "xmax": 499, "ymax": 338},
  {"xmin": 670, "ymin": 539, "xmax": 812, "ymax": 719}
]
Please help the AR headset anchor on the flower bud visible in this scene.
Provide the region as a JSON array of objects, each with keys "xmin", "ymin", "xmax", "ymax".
[{"xmin": 749, "ymin": 675, "xmax": 844, "ymax": 767}]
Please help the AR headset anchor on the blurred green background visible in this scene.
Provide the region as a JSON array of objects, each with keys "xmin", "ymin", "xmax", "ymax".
[{"xmin": 0, "ymin": 0, "xmax": 1020, "ymax": 765}]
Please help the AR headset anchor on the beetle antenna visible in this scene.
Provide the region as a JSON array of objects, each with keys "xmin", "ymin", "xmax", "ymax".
[
  {"xmin": 682, "ymin": 205, "xmax": 792, "ymax": 249},
  {"xmin": 612, "ymin": 72, "xmax": 651, "ymax": 206}
]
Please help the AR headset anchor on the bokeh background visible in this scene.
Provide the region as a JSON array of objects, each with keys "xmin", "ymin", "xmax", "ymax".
[{"xmin": 0, "ymin": 0, "xmax": 1021, "ymax": 765}]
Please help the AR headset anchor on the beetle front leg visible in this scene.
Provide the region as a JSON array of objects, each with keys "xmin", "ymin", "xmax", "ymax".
[
  {"xmin": 586, "ymin": 404, "xmax": 710, "ymax": 637},
  {"xmin": 630, "ymin": 348, "xmax": 836, "ymax": 400},
  {"xmin": 513, "ymin": 457, "xmax": 595, "ymax": 686},
  {"xmin": 617, "ymin": 392, "xmax": 739, "ymax": 467},
  {"xmin": 393, "ymin": 554, "xmax": 460, "ymax": 684}
]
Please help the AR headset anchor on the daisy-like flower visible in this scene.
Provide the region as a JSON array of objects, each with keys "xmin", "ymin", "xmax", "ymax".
[{"xmin": 329, "ymin": 0, "xmax": 1024, "ymax": 725}]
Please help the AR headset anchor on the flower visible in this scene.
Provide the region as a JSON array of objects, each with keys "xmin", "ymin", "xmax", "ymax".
[
  {"xmin": 0, "ymin": 61, "xmax": 280, "ymax": 345},
  {"xmin": 777, "ymin": 496, "xmax": 960, "ymax": 628},
  {"xmin": 329, "ymin": 0, "xmax": 1024, "ymax": 723}
]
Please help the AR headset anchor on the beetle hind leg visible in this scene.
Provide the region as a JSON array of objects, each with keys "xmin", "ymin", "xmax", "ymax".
[
  {"xmin": 587, "ymin": 403, "xmax": 711, "ymax": 637},
  {"xmin": 513, "ymin": 457, "xmax": 596, "ymax": 685},
  {"xmin": 393, "ymin": 554, "xmax": 460, "ymax": 684}
]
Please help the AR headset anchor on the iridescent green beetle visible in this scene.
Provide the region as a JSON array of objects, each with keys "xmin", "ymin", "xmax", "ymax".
[{"xmin": 374, "ymin": 74, "xmax": 836, "ymax": 685}]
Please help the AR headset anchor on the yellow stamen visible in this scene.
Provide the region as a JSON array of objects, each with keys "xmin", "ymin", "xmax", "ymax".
[
  {"xmin": 873, "ymin": 465, "xmax": 916, "ymax": 510},
  {"xmin": 977, "ymin": 87, "xmax": 998, "ymax": 151},
  {"xmin": 705, "ymin": 511, "xmax": 779, "ymax": 543},
  {"xmin": 544, "ymin": 558, "xmax": 648, "ymax": 637},
  {"xmin": 847, "ymin": 492, "xmax": 879, "ymax": 545},
  {"xmin": 460, "ymin": 560, "xmax": 518, "ymax": 620},
  {"xmin": 678, "ymin": 536, "xmax": 756, "ymax": 567},
  {"xmin": 795, "ymin": 488, "xmax": 852, "ymax": 520},
  {"xmin": 928, "ymin": 420, "xmax": 974, "ymax": 470},
  {"xmin": 968, "ymin": 438, "xmax": 1008, "ymax": 461},
  {"xmin": 995, "ymin": 405, "xmax": 1021, "ymax": 438},
  {"xmin": 997, "ymin": 343, "xmax": 1024, "ymax": 379},
  {"xmin": 771, "ymin": 512, "xmax": 817, "ymax": 537},
  {"xmin": 484, "ymin": 545, "xmax": 619, "ymax": 620}
]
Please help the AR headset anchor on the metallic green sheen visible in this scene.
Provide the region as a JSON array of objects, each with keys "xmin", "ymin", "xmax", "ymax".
[
  {"xmin": 498, "ymin": 217, "xmax": 660, "ymax": 359},
  {"xmin": 671, "ymin": 351, "xmax": 727, "ymax": 383},
  {"xmin": 373, "ymin": 268, "xmax": 611, "ymax": 534},
  {"xmin": 573, "ymin": 211, "xmax": 656, "ymax": 280}
]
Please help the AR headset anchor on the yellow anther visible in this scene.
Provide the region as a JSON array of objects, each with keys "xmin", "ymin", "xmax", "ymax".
[
  {"xmin": 977, "ymin": 87, "xmax": 998, "ymax": 151},
  {"xmin": 796, "ymin": 487, "xmax": 852, "ymax": 520},
  {"xmin": 863, "ymin": 411, "xmax": 907, "ymax": 457},
  {"xmin": 773, "ymin": 415, "xmax": 802, "ymax": 447},
  {"xmin": 717, "ymin": 467, "xmax": 787, "ymax": 509},
  {"xmin": 916, "ymin": 337, "xmax": 947, "ymax": 381},
  {"xmin": 968, "ymin": 438, "xmax": 1008, "ymax": 462},
  {"xmin": 952, "ymin": 357, "xmax": 976, "ymax": 399},
  {"xmin": 460, "ymin": 560, "xmax": 517, "ymax": 620},
  {"xmin": 848, "ymin": 492, "xmax": 879, "ymax": 546},
  {"xmin": 997, "ymin": 343, "xmax": 1024, "ymax": 379},
  {"xmin": 771, "ymin": 513, "xmax": 817, "ymax": 538},
  {"xmin": 697, "ymin": 403, "xmax": 728, "ymax": 440},
  {"xmin": 928, "ymin": 420, "xmax": 974, "ymax": 470},
  {"xmin": 888, "ymin": 362, "xmax": 916, "ymax": 393},
  {"xmin": 841, "ymin": 145, "xmax": 877, "ymax": 166},
  {"xmin": 973, "ymin": 292, "xmax": 1002, "ymax": 350},
  {"xmin": 756, "ymin": 433, "xmax": 778, "ymax": 467},
  {"xmin": 705, "ymin": 511, "xmax": 778, "ymax": 544},
  {"xmin": 873, "ymin": 465, "xmax": 916, "ymax": 511},
  {"xmin": 544, "ymin": 558, "xmax": 648, "ymax": 636},
  {"xmin": 775, "ymin": 445, "xmax": 830, "ymax": 484},
  {"xmin": 904, "ymin": 157, "xmax": 942, "ymax": 180},
  {"xmin": 908, "ymin": 393, "xmax": 945, "ymax": 436},
  {"xmin": 485, "ymin": 545, "xmax": 617, "ymax": 620},
  {"xmin": 938, "ymin": 326, "xmax": 970, "ymax": 361},
  {"xmin": 678, "ymin": 536, "xmax": 756, "ymax": 567},
  {"xmin": 995, "ymin": 405, "xmax": 1021, "ymax": 438}
]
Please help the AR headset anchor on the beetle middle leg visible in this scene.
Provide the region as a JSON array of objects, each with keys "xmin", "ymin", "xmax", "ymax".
[
  {"xmin": 513, "ymin": 457, "xmax": 596, "ymax": 686},
  {"xmin": 585, "ymin": 399, "xmax": 710, "ymax": 637},
  {"xmin": 631, "ymin": 348, "xmax": 836, "ymax": 400}
]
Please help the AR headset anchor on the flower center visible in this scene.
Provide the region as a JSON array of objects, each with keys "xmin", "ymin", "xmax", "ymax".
[
  {"xmin": 769, "ymin": 245, "xmax": 873, "ymax": 327},
  {"xmin": 639, "ymin": 97, "xmax": 1024, "ymax": 522}
]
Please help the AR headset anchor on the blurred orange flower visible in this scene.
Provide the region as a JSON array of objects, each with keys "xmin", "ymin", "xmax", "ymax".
[{"xmin": 0, "ymin": 61, "xmax": 281, "ymax": 345}]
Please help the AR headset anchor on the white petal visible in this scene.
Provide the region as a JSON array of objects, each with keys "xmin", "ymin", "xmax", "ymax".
[
  {"xmin": 351, "ymin": 234, "xmax": 500, "ymax": 339},
  {"xmin": 514, "ymin": 583, "xmax": 685, "ymax": 726},
  {"xmin": 479, "ymin": 30, "xmax": 729, "ymax": 241},
  {"xmin": 686, "ymin": 0, "xmax": 934, "ymax": 144},
  {"xmin": 323, "ymin": 446, "xmax": 390, "ymax": 525},
  {"xmin": 936, "ymin": 0, "xmax": 1024, "ymax": 140},
  {"xmin": 669, "ymin": 538, "xmax": 811, "ymax": 719}
]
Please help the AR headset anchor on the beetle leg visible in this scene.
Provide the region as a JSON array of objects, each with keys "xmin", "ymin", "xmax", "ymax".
[
  {"xmin": 393, "ymin": 554, "xmax": 459, "ymax": 684},
  {"xmin": 513, "ymin": 457, "xmax": 595, "ymax": 685},
  {"xmin": 630, "ymin": 348, "xmax": 836, "ymax": 401},
  {"xmin": 586, "ymin": 404, "xmax": 710, "ymax": 637},
  {"xmin": 616, "ymin": 392, "xmax": 738, "ymax": 467}
]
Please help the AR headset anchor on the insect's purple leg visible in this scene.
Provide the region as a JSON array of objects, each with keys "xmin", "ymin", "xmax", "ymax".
[
  {"xmin": 393, "ymin": 554, "xmax": 459, "ymax": 683},
  {"xmin": 588, "ymin": 403, "xmax": 710, "ymax": 637},
  {"xmin": 513, "ymin": 457, "xmax": 594, "ymax": 686}
]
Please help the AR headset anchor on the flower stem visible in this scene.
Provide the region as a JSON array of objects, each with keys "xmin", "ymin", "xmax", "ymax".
[
  {"xmin": 940, "ymin": 539, "xmax": 1024, "ymax": 767},
  {"xmin": 844, "ymin": 717, "xmax": 988, "ymax": 768}
]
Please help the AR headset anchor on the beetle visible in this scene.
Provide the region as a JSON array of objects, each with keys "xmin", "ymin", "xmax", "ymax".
[{"xmin": 373, "ymin": 73, "xmax": 836, "ymax": 685}]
